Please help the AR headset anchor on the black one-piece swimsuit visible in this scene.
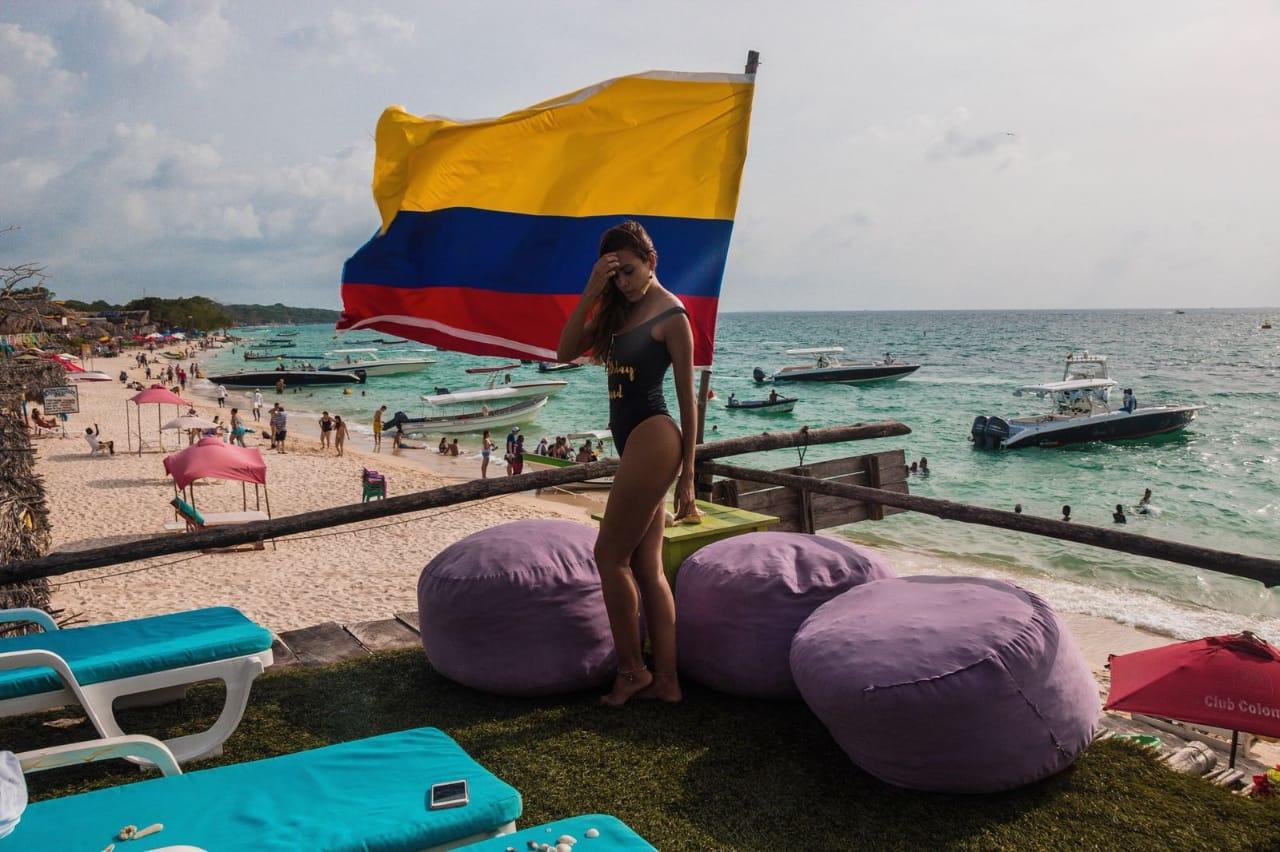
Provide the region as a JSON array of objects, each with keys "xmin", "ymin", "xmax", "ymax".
[{"xmin": 606, "ymin": 306, "xmax": 687, "ymax": 455}]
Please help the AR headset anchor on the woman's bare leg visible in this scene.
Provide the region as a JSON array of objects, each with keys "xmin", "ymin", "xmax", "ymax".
[
  {"xmin": 595, "ymin": 416, "xmax": 681, "ymax": 707},
  {"xmin": 632, "ymin": 504, "xmax": 682, "ymax": 702}
]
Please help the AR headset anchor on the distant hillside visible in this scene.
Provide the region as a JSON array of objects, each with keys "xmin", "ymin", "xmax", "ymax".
[
  {"xmin": 56, "ymin": 296, "xmax": 340, "ymax": 330},
  {"xmin": 223, "ymin": 303, "xmax": 340, "ymax": 326}
]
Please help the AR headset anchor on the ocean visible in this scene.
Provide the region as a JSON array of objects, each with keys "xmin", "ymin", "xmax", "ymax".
[{"xmin": 202, "ymin": 309, "xmax": 1280, "ymax": 640}]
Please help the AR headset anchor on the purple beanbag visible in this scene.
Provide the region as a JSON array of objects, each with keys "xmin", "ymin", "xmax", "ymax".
[
  {"xmin": 675, "ymin": 533, "xmax": 896, "ymax": 698},
  {"xmin": 417, "ymin": 519, "xmax": 613, "ymax": 696},
  {"xmin": 790, "ymin": 576, "xmax": 1098, "ymax": 793}
]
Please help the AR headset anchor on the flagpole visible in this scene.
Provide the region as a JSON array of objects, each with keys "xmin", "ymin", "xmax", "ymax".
[{"xmin": 695, "ymin": 49, "xmax": 759, "ymax": 502}]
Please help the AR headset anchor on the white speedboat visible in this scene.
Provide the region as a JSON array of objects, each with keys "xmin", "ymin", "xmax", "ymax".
[
  {"xmin": 386, "ymin": 396, "xmax": 548, "ymax": 435},
  {"xmin": 754, "ymin": 347, "xmax": 920, "ymax": 384},
  {"xmin": 971, "ymin": 353, "xmax": 1201, "ymax": 450},
  {"xmin": 421, "ymin": 377, "xmax": 568, "ymax": 406},
  {"xmin": 322, "ymin": 348, "xmax": 435, "ymax": 377}
]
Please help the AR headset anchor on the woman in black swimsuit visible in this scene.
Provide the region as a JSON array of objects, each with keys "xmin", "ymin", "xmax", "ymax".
[{"xmin": 557, "ymin": 220, "xmax": 696, "ymax": 707}]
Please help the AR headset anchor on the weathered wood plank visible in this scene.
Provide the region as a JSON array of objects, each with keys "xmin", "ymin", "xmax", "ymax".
[
  {"xmin": 279, "ymin": 622, "xmax": 370, "ymax": 667},
  {"xmin": 267, "ymin": 634, "xmax": 300, "ymax": 671},
  {"xmin": 347, "ymin": 618, "xmax": 420, "ymax": 653},
  {"xmin": 394, "ymin": 611, "xmax": 421, "ymax": 634}
]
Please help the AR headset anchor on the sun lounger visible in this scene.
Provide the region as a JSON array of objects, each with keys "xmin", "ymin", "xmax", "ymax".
[
  {"xmin": 457, "ymin": 814, "xmax": 654, "ymax": 850},
  {"xmin": 12, "ymin": 727, "xmax": 521, "ymax": 850},
  {"xmin": 0, "ymin": 606, "xmax": 272, "ymax": 765},
  {"xmin": 162, "ymin": 509, "xmax": 270, "ymax": 532}
]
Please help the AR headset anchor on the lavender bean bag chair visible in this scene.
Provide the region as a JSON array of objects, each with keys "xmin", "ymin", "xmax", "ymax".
[
  {"xmin": 790, "ymin": 576, "xmax": 1098, "ymax": 793},
  {"xmin": 417, "ymin": 520, "xmax": 613, "ymax": 696},
  {"xmin": 675, "ymin": 533, "xmax": 896, "ymax": 698}
]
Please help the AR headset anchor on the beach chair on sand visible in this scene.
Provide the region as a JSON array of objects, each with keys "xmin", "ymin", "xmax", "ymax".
[
  {"xmin": 0, "ymin": 606, "xmax": 272, "ymax": 765},
  {"xmin": 11, "ymin": 727, "xmax": 521, "ymax": 850},
  {"xmin": 163, "ymin": 497, "xmax": 269, "ymax": 550},
  {"xmin": 457, "ymin": 814, "xmax": 655, "ymax": 850}
]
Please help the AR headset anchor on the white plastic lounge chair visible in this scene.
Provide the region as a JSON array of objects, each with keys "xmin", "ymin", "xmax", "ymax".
[
  {"xmin": 457, "ymin": 814, "xmax": 654, "ymax": 850},
  {"xmin": 11, "ymin": 727, "xmax": 521, "ymax": 850},
  {"xmin": 0, "ymin": 606, "xmax": 272, "ymax": 765}
]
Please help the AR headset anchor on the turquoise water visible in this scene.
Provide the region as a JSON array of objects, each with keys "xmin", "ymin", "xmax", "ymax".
[{"xmin": 205, "ymin": 309, "xmax": 1280, "ymax": 635}]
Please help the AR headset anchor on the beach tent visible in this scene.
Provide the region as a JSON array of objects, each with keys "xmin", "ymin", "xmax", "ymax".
[
  {"xmin": 126, "ymin": 384, "xmax": 192, "ymax": 454},
  {"xmin": 163, "ymin": 436, "xmax": 271, "ymax": 518},
  {"xmin": 1106, "ymin": 631, "xmax": 1280, "ymax": 767}
]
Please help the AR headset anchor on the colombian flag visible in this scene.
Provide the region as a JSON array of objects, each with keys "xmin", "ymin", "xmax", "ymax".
[{"xmin": 338, "ymin": 70, "xmax": 756, "ymax": 367}]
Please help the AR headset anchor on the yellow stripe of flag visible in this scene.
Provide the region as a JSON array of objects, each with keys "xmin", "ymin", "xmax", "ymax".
[{"xmin": 371, "ymin": 71, "xmax": 755, "ymax": 231}]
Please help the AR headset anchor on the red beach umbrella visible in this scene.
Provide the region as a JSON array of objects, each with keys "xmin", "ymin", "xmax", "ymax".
[{"xmin": 1106, "ymin": 632, "xmax": 1280, "ymax": 766}]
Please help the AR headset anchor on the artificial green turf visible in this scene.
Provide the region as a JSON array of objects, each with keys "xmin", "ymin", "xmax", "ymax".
[{"xmin": 7, "ymin": 649, "xmax": 1279, "ymax": 851}]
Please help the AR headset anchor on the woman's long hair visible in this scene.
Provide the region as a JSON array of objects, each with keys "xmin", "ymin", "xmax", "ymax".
[{"xmin": 583, "ymin": 220, "xmax": 656, "ymax": 363}]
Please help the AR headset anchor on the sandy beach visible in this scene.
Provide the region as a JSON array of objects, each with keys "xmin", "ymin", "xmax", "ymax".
[{"xmin": 27, "ymin": 347, "xmax": 1171, "ymax": 675}]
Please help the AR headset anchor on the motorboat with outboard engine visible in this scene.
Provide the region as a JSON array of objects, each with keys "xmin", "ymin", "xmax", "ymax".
[
  {"xmin": 537, "ymin": 361, "xmax": 584, "ymax": 373},
  {"xmin": 754, "ymin": 347, "xmax": 920, "ymax": 384},
  {"xmin": 725, "ymin": 393, "xmax": 797, "ymax": 413},
  {"xmin": 321, "ymin": 348, "xmax": 435, "ymax": 377},
  {"xmin": 208, "ymin": 368, "xmax": 366, "ymax": 387},
  {"xmin": 421, "ymin": 375, "xmax": 568, "ymax": 406},
  {"xmin": 971, "ymin": 353, "xmax": 1201, "ymax": 449},
  {"xmin": 385, "ymin": 396, "xmax": 548, "ymax": 435}
]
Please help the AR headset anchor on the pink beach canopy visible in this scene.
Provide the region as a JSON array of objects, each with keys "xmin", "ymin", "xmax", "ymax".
[
  {"xmin": 130, "ymin": 384, "xmax": 191, "ymax": 407},
  {"xmin": 163, "ymin": 439, "xmax": 267, "ymax": 490}
]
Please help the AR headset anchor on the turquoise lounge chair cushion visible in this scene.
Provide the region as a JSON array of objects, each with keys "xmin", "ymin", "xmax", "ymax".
[
  {"xmin": 0, "ymin": 607, "xmax": 271, "ymax": 701},
  {"xmin": 458, "ymin": 814, "xmax": 654, "ymax": 851},
  {"xmin": 14, "ymin": 728, "xmax": 522, "ymax": 851},
  {"xmin": 170, "ymin": 496, "xmax": 205, "ymax": 527}
]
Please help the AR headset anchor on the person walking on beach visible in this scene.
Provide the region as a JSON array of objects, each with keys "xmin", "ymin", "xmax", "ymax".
[
  {"xmin": 216, "ymin": 384, "xmax": 227, "ymax": 408},
  {"xmin": 333, "ymin": 415, "xmax": 348, "ymax": 456},
  {"xmin": 269, "ymin": 404, "xmax": 287, "ymax": 454},
  {"xmin": 556, "ymin": 220, "xmax": 694, "ymax": 706},
  {"xmin": 319, "ymin": 411, "xmax": 333, "ymax": 449},
  {"xmin": 372, "ymin": 405, "xmax": 386, "ymax": 451},
  {"xmin": 251, "ymin": 389, "xmax": 264, "ymax": 422},
  {"xmin": 505, "ymin": 426, "xmax": 519, "ymax": 475},
  {"xmin": 480, "ymin": 429, "xmax": 494, "ymax": 478},
  {"xmin": 230, "ymin": 408, "xmax": 247, "ymax": 447},
  {"xmin": 510, "ymin": 435, "xmax": 523, "ymax": 471}
]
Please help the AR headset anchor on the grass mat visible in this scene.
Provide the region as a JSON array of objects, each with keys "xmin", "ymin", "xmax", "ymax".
[{"xmin": 6, "ymin": 649, "xmax": 1279, "ymax": 850}]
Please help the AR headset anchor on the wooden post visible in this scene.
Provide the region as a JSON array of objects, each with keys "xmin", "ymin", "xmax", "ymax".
[
  {"xmin": 694, "ymin": 369, "xmax": 712, "ymax": 501},
  {"xmin": 866, "ymin": 454, "xmax": 885, "ymax": 521}
]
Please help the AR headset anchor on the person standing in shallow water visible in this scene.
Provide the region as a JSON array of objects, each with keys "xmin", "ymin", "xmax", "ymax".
[{"xmin": 557, "ymin": 220, "xmax": 695, "ymax": 707}]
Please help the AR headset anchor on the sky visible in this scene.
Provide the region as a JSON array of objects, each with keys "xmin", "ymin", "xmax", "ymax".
[{"xmin": 1, "ymin": 1, "xmax": 1277, "ymax": 311}]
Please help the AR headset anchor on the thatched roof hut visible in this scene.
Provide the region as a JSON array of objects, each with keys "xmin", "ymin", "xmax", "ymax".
[{"xmin": 0, "ymin": 354, "xmax": 64, "ymax": 625}]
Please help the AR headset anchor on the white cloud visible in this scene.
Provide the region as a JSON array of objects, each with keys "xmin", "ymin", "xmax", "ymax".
[
  {"xmin": 0, "ymin": 22, "xmax": 58, "ymax": 69},
  {"xmin": 280, "ymin": 10, "xmax": 415, "ymax": 71},
  {"xmin": 84, "ymin": 0, "xmax": 232, "ymax": 79}
]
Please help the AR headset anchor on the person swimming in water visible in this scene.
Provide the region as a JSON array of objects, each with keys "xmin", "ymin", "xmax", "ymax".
[
  {"xmin": 1137, "ymin": 488, "xmax": 1153, "ymax": 514},
  {"xmin": 557, "ymin": 220, "xmax": 694, "ymax": 707}
]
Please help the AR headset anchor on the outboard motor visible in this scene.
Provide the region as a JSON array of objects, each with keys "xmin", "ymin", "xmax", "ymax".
[
  {"xmin": 752, "ymin": 367, "xmax": 768, "ymax": 383},
  {"xmin": 984, "ymin": 417, "xmax": 1010, "ymax": 450},
  {"xmin": 970, "ymin": 416, "xmax": 988, "ymax": 446},
  {"xmin": 354, "ymin": 369, "xmax": 367, "ymax": 384}
]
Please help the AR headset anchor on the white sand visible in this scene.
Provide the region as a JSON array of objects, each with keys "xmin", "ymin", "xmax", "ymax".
[{"xmin": 38, "ymin": 350, "xmax": 588, "ymax": 631}]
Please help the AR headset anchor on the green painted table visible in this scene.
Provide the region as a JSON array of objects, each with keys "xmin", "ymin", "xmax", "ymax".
[{"xmin": 592, "ymin": 500, "xmax": 779, "ymax": 582}]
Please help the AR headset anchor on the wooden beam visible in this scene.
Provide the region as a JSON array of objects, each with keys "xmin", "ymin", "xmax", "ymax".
[
  {"xmin": 0, "ymin": 422, "xmax": 910, "ymax": 583},
  {"xmin": 700, "ymin": 461, "xmax": 1280, "ymax": 587}
]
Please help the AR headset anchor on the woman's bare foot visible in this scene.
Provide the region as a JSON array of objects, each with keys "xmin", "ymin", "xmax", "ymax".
[
  {"xmin": 637, "ymin": 671, "xmax": 682, "ymax": 703},
  {"xmin": 599, "ymin": 666, "xmax": 653, "ymax": 708}
]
